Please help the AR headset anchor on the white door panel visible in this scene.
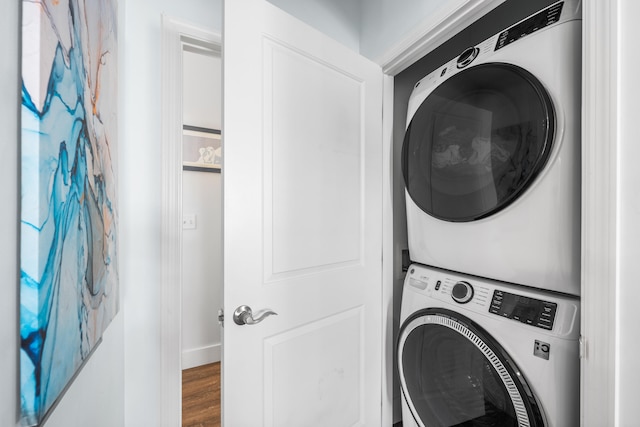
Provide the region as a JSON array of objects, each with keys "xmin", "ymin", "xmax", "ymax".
[
  {"xmin": 223, "ymin": 0, "xmax": 383, "ymax": 425},
  {"xmin": 264, "ymin": 38, "xmax": 363, "ymax": 277}
]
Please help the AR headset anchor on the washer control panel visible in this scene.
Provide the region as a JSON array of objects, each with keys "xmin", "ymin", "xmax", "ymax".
[
  {"xmin": 489, "ymin": 290, "xmax": 557, "ymax": 330},
  {"xmin": 403, "ymin": 264, "xmax": 580, "ymax": 337}
]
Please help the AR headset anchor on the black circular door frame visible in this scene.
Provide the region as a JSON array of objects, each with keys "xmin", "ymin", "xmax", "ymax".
[
  {"xmin": 398, "ymin": 308, "xmax": 545, "ymax": 427},
  {"xmin": 402, "ymin": 62, "xmax": 556, "ymax": 222}
]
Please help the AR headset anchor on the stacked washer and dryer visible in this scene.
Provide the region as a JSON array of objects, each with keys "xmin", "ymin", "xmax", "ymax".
[{"xmin": 398, "ymin": 1, "xmax": 582, "ymax": 426}]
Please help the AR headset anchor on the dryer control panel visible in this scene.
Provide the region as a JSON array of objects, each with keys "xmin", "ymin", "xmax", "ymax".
[
  {"xmin": 489, "ymin": 290, "xmax": 557, "ymax": 330},
  {"xmin": 495, "ymin": 1, "xmax": 564, "ymax": 51}
]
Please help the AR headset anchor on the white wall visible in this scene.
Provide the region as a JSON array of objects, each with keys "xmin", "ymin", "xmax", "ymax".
[
  {"xmin": 265, "ymin": 0, "xmax": 450, "ymax": 61},
  {"xmin": 359, "ymin": 0, "xmax": 467, "ymax": 61},
  {"xmin": 44, "ymin": 317, "xmax": 125, "ymax": 427},
  {"xmin": 121, "ymin": 0, "xmax": 221, "ymax": 425},
  {"xmin": 261, "ymin": 0, "xmax": 480, "ymax": 65},
  {"xmin": 183, "ymin": 51, "xmax": 222, "ymax": 130},
  {"xmin": 266, "ymin": 0, "xmax": 361, "ymax": 52},
  {"xmin": 182, "ymin": 172, "xmax": 223, "ymax": 368},
  {"xmin": 181, "ymin": 51, "xmax": 223, "ymax": 369}
]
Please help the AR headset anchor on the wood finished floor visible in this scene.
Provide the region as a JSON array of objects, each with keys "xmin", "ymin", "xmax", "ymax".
[{"xmin": 182, "ymin": 362, "xmax": 221, "ymax": 427}]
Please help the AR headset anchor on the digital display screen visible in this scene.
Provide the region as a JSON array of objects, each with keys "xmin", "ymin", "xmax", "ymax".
[
  {"xmin": 489, "ymin": 290, "xmax": 557, "ymax": 330},
  {"xmin": 500, "ymin": 294, "xmax": 539, "ymax": 321}
]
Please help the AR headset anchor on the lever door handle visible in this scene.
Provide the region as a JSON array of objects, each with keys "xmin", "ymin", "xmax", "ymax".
[{"xmin": 233, "ymin": 305, "xmax": 277, "ymax": 325}]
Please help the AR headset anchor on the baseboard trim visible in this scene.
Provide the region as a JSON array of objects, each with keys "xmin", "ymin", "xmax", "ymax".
[{"xmin": 182, "ymin": 343, "xmax": 221, "ymax": 370}]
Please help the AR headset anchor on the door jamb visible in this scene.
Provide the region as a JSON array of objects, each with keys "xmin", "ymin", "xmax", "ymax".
[
  {"xmin": 160, "ymin": 15, "xmax": 221, "ymax": 426},
  {"xmin": 580, "ymin": 1, "xmax": 617, "ymax": 425}
]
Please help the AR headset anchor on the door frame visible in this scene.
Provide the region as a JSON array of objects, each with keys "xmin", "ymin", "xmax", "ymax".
[
  {"xmin": 160, "ymin": 15, "xmax": 221, "ymax": 426},
  {"xmin": 579, "ymin": 1, "xmax": 617, "ymax": 425},
  {"xmin": 378, "ymin": 1, "xmax": 617, "ymax": 425},
  {"xmin": 160, "ymin": 1, "xmax": 618, "ymax": 426}
]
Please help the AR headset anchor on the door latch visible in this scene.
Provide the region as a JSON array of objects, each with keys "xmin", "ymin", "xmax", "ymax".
[{"xmin": 217, "ymin": 309, "xmax": 224, "ymax": 327}]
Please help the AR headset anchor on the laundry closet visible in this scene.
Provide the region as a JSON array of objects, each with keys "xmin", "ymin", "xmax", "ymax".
[{"xmin": 395, "ymin": 1, "xmax": 581, "ymax": 425}]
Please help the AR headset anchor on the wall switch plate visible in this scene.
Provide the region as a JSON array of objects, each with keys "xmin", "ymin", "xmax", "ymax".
[{"xmin": 183, "ymin": 214, "xmax": 197, "ymax": 229}]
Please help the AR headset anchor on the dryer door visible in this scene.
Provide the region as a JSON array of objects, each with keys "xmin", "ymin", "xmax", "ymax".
[
  {"xmin": 398, "ymin": 308, "xmax": 544, "ymax": 427},
  {"xmin": 402, "ymin": 63, "xmax": 555, "ymax": 222}
]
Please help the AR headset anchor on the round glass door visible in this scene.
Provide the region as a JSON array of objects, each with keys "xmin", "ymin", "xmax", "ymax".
[
  {"xmin": 402, "ymin": 63, "xmax": 555, "ymax": 222},
  {"xmin": 398, "ymin": 308, "xmax": 544, "ymax": 427}
]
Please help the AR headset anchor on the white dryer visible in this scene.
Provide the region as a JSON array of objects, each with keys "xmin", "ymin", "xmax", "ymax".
[
  {"xmin": 398, "ymin": 263, "xmax": 580, "ymax": 427},
  {"xmin": 402, "ymin": 1, "xmax": 581, "ymax": 295}
]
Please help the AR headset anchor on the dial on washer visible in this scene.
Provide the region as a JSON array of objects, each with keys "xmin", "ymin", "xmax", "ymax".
[
  {"xmin": 451, "ymin": 281, "xmax": 474, "ymax": 304},
  {"xmin": 456, "ymin": 47, "xmax": 479, "ymax": 68}
]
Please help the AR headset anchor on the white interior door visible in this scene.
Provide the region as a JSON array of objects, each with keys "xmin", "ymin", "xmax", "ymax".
[{"xmin": 223, "ymin": 0, "xmax": 383, "ymax": 425}]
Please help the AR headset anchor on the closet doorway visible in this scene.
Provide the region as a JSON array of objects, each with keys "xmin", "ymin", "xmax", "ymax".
[
  {"xmin": 159, "ymin": 15, "xmax": 223, "ymax": 426},
  {"xmin": 180, "ymin": 39, "xmax": 223, "ymax": 372},
  {"xmin": 180, "ymin": 38, "xmax": 223, "ymax": 427}
]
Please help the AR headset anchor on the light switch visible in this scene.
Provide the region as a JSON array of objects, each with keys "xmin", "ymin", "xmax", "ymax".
[{"xmin": 183, "ymin": 214, "xmax": 197, "ymax": 229}]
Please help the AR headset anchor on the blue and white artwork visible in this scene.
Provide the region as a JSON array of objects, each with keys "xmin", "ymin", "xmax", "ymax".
[{"xmin": 20, "ymin": 0, "xmax": 118, "ymax": 425}]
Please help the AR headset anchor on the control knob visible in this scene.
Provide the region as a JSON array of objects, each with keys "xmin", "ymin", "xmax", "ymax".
[
  {"xmin": 456, "ymin": 47, "xmax": 479, "ymax": 68},
  {"xmin": 451, "ymin": 281, "xmax": 474, "ymax": 304}
]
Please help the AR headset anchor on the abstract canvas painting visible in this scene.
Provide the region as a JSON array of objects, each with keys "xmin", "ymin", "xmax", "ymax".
[{"xmin": 20, "ymin": 0, "xmax": 118, "ymax": 425}]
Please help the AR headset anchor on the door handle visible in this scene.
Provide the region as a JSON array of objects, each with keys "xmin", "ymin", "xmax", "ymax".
[{"xmin": 233, "ymin": 305, "xmax": 277, "ymax": 325}]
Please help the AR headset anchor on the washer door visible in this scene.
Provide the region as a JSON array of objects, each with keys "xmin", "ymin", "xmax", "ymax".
[
  {"xmin": 398, "ymin": 308, "xmax": 544, "ymax": 427},
  {"xmin": 402, "ymin": 63, "xmax": 555, "ymax": 222}
]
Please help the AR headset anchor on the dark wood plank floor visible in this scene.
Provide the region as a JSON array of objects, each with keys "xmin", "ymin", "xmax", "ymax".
[{"xmin": 182, "ymin": 362, "xmax": 221, "ymax": 427}]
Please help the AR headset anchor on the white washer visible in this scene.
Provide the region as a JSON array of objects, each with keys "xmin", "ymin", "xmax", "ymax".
[
  {"xmin": 398, "ymin": 263, "xmax": 580, "ymax": 427},
  {"xmin": 402, "ymin": 1, "xmax": 581, "ymax": 295}
]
